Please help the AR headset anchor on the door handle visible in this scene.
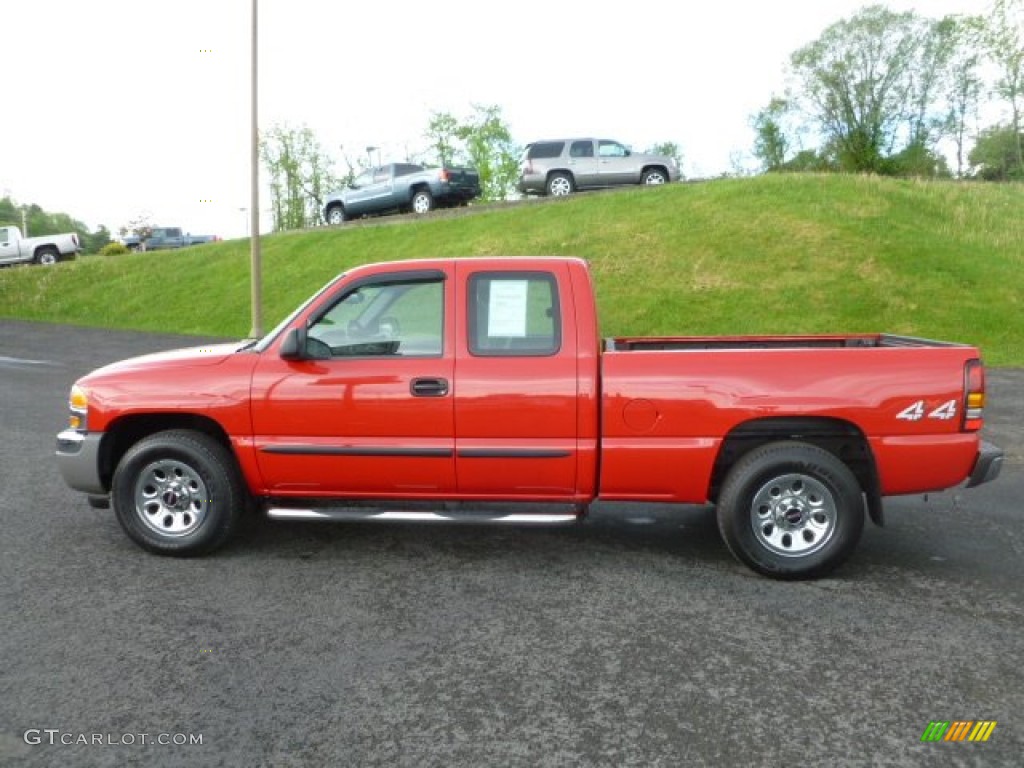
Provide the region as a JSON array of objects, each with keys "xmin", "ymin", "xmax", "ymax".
[{"xmin": 410, "ymin": 377, "xmax": 449, "ymax": 397}]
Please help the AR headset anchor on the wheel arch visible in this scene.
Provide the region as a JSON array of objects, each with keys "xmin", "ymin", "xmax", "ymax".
[
  {"xmin": 641, "ymin": 164, "xmax": 669, "ymax": 178},
  {"xmin": 709, "ymin": 416, "xmax": 883, "ymax": 526},
  {"xmin": 546, "ymin": 169, "xmax": 575, "ymax": 184},
  {"xmin": 98, "ymin": 413, "xmax": 235, "ymax": 492}
]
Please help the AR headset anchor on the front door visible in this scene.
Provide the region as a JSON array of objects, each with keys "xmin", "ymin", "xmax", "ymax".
[
  {"xmin": 251, "ymin": 271, "xmax": 455, "ymax": 496},
  {"xmin": 453, "ymin": 262, "xmax": 579, "ymax": 498}
]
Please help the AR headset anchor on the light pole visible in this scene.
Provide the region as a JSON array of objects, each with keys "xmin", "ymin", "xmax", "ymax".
[
  {"xmin": 249, "ymin": 0, "xmax": 262, "ymax": 338},
  {"xmin": 366, "ymin": 146, "xmax": 378, "ymax": 168}
]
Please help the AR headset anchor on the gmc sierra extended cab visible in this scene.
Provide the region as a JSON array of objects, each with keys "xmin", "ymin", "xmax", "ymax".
[
  {"xmin": 0, "ymin": 225, "xmax": 80, "ymax": 265},
  {"xmin": 324, "ymin": 163, "xmax": 481, "ymax": 224},
  {"xmin": 55, "ymin": 257, "xmax": 1003, "ymax": 579}
]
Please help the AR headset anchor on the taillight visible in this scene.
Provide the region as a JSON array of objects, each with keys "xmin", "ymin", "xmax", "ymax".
[{"xmin": 962, "ymin": 359, "xmax": 985, "ymax": 431}]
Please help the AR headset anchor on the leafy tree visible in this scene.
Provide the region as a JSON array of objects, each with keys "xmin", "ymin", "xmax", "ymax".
[
  {"xmin": 982, "ymin": 0, "xmax": 1024, "ymax": 176},
  {"xmin": 941, "ymin": 15, "xmax": 986, "ymax": 177},
  {"xmin": 260, "ymin": 123, "xmax": 339, "ymax": 231},
  {"xmin": 426, "ymin": 112, "xmax": 461, "ymax": 168},
  {"xmin": 456, "ymin": 105, "xmax": 520, "ymax": 201},
  {"xmin": 425, "ymin": 105, "xmax": 520, "ymax": 201},
  {"xmin": 646, "ymin": 142, "xmax": 685, "ymax": 175},
  {"xmin": 119, "ymin": 215, "xmax": 153, "ymax": 245},
  {"xmin": 751, "ymin": 97, "xmax": 792, "ymax": 171},
  {"xmin": 969, "ymin": 124, "xmax": 1024, "ymax": 179},
  {"xmin": 86, "ymin": 225, "xmax": 113, "ymax": 254},
  {"xmin": 789, "ymin": 6, "xmax": 927, "ymax": 173}
]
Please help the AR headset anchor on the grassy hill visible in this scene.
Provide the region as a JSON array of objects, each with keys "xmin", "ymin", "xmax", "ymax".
[{"xmin": 2, "ymin": 174, "xmax": 1021, "ymax": 364}]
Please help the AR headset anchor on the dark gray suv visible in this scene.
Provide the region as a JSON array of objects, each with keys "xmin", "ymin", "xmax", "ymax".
[{"xmin": 516, "ymin": 138, "xmax": 681, "ymax": 196}]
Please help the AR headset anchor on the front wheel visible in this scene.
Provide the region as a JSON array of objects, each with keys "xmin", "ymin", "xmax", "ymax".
[
  {"xmin": 716, "ymin": 441, "xmax": 865, "ymax": 579},
  {"xmin": 411, "ymin": 189, "xmax": 434, "ymax": 214},
  {"xmin": 111, "ymin": 429, "xmax": 246, "ymax": 556}
]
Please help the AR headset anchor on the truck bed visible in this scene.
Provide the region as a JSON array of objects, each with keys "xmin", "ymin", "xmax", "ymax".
[{"xmin": 606, "ymin": 334, "xmax": 969, "ymax": 351}]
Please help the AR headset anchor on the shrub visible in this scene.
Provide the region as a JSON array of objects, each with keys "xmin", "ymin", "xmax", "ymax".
[{"xmin": 98, "ymin": 242, "xmax": 130, "ymax": 256}]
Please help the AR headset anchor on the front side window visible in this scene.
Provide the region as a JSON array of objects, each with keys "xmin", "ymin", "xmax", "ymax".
[
  {"xmin": 352, "ymin": 169, "xmax": 374, "ymax": 188},
  {"xmin": 308, "ymin": 278, "xmax": 444, "ymax": 357},
  {"xmin": 598, "ymin": 141, "xmax": 628, "ymax": 158},
  {"xmin": 468, "ymin": 272, "xmax": 560, "ymax": 356}
]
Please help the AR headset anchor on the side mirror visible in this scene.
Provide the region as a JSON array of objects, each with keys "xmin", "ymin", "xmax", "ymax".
[{"xmin": 279, "ymin": 327, "xmax": 307, "ymax": 360}]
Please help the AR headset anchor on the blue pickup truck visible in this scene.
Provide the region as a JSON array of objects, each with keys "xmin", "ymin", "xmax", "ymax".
[
  {"xmin": 122, "ymin": 227, "xmax": 219, "ymax": 252},
  {"xmin": 324, "ymin": 163, "xmax": 481, "ymax": 224}
]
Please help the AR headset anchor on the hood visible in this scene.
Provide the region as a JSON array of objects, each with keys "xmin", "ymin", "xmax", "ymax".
[{"xmin": 86, "ymin": 342, "xmax": 244, "ymax": 377}]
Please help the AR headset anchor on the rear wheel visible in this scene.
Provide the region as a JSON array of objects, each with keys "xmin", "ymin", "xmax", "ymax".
[
  {"xmin": 411, "ymin": 189, "xmax": 434, "ymax": 214},
  {"xmin": 111, "ymin": 430, "xmax": 246, "ymax": 556},
  {"xmin": 546, "ymin": 173, "xmax": 574, "ymax": 196},
  {"xmin": 641, "ymin": 168, "xmax": 668, "ymax": 185},
  {"xmin": 35, "ymin": 247, "xmax": 59, "ymax": 265},
  {"xmin": 716, "ymin": 441, "xmax": 864, "ymax": 579}
]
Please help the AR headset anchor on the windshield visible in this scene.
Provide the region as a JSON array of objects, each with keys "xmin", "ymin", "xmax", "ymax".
[{"xmin": 250, "ymin": 273, "xmax": 347, "ymax": 353}]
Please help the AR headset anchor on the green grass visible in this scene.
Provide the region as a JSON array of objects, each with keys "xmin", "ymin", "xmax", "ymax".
[{"xmin": 2, "ymin": 174, "xmax": 1022, "ymax": 364}]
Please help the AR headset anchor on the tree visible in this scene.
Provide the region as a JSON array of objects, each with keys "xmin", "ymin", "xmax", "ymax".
[
  {"xmin": 425, "ymin": 105, "xmax": 520, "ymax": 201},
  {"xmin": 751, "ymin": 97, "xmax": 792, "ymax": 171},
  {"xmin": 789, "ymin": 6, "xmax": 931, "ymax": 172},
  {"xmin": 260, "ymin": 123, "xmax": 339, "ymax": 231},
  {"xmin": 941, "ymin": 15, "xmax": 986, "ymax": 177},
  {"xmin": 426, "ymin": 112, "xmax": 460, "ymax": 168},
  {"xmin": 969, "ymin": 124, "xmax": 1024, "ymax": 179},
  {"xmin": 982, "ymin": 0, "xmax": 1024, "ymax": 176},
  {"xmin": 646, "ymin": 142, "xmax": 685, "ymax": 175},
  {"xmin": 86, "ymin": 225, "xmax": 113, "ymax": 254},
  {"xmin": 456, "ymin": 105, "xmax": 520, "ymax": 201},
  {"xmin": 119, "ymin": 215, "xmax": 153, "ymax": 244}
]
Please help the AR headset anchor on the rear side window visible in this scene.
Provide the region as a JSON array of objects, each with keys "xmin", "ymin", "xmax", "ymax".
[
  {"xmin": 570, "ymin": 141, "xmax": 594, "ymax": 158},
  {"xmin": 468, "ymin": 272, "xmax": 560, "ymax": 356},
  {"xmin": 527, "ymin": 142, "xmax": 565, "ymax": 160}
]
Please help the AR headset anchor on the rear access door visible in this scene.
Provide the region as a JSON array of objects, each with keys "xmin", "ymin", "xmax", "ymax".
[{"xmin": 452, "ymin": 260, "xmax": 580, "ymax": 498}]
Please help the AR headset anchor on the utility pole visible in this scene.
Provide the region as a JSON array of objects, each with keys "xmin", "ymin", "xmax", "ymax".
[{"xmin": 249, "ymin": 0, "xmax": 263, "ymax": 338}]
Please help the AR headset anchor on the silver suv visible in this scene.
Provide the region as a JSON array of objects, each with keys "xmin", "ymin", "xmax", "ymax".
[{"xmin": 517, "ymin": 138, "xmax": 681, "ymax": 196}]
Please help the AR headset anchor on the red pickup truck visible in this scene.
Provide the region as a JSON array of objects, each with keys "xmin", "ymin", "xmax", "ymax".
[{"xmin": 56, "ymin": 257, "xmax": 1003, "ymax": 579}]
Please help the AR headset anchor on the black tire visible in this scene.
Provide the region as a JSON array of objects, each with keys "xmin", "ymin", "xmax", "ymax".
[
  {"xmin": 111, "ymin": 429, "xmax": 246, "ymax": 556},
  {"xmin": 716, "ymin": 441, "xmax": 864, "ymax": 580},
  {"xmin": 411, "ymin": 189, "xmax": 434, "ymax": 214},
  {"xmin": 641, "ymin": 168, "xmax": 668, "ymax": 185},
  {"xmin": 326, "ymin": 205, "xmax": 347, "ymax": 225},
  {"xmin": 546, "ymin": 172, "xmax": 574, "ymax": 197},
  {"xmin": 35, "ymin": 247, "xmax": 59, "ymax": 265}
]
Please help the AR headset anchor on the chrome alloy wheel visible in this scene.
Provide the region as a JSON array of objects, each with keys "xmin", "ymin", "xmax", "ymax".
[
  {"xmin": 134, "ymin": 459, "xmax": 209, "ymax": 537},
  {"xmin": 750, "ymin": 473, "xmax": 836, "ymax": 557}
]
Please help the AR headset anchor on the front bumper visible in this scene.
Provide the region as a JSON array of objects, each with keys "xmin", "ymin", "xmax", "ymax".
[
  {"xmin": 965, "ymin": 441, "xmax": 1004, "ymax": 488},
  {"xmin": 55, "ymin": 430, "xmax": 106, "ymax": 495}
]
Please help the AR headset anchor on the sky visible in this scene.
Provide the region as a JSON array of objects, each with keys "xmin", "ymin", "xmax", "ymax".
[{"xmin": 0, "ymin": 0, "xmax": 998, "ymax": 240}]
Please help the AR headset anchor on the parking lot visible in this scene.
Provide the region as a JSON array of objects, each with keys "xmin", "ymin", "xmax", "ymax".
[{"xmin": 1, "ymin": 318, "xmax": 1021, "ymax": 767}]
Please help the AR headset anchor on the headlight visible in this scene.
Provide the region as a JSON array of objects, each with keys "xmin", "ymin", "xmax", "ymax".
[{"xmin": 69, "ymin": 384, "xmax": 88, "ymax": 431}]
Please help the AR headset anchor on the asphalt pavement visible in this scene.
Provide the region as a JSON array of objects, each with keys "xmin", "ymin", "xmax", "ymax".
[{"xmin": 1, "ymin": 319, "xmax": 1021, "ymax": 767}]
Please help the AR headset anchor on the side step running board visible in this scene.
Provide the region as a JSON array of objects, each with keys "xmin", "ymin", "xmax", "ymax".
[{"xmin": 267, "ymin": 507, "xmax": 581, "ymax": 525}]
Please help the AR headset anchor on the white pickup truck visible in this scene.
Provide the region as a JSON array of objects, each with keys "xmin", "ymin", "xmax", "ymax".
[{"xmin": 0, "ymin": 225, "xmax": 81, "ymax": 266}]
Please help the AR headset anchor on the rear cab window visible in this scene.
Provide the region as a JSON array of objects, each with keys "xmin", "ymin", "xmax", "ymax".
[
  {"xmin": 468, "ymin": 272, "xmax": 560, "ymax": 356},
  {"xmin": 526, "ymin": 142, "xmax": 566, "ymax": 160}
]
